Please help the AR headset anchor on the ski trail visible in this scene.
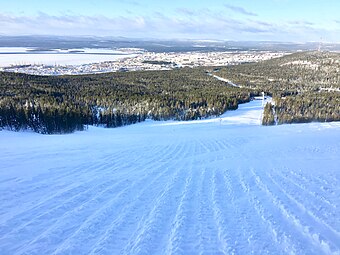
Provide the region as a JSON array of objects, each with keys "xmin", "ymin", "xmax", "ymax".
[
  {"xmin": 0, "ymin": 147, "xmax": 148, "ymax": 222},
  {"xmin": 86, "ymin": 165, "xmax": 180, "ymax": 254},
  {"xmin": 5, "ymin": 142, "xmax": 184, "ymax": 255},
  {"xmin": 0, "ymin": 149, "xmax": 148, "ymax": 228},
  {"xmin": 0, "ymin": 165, "xmax": 108, "ymax": 232},
  {"xmin": 221, "ymin": 167, "xmax": 273, "ymax": 254},
  {"xmin": 249, "ymin": 167, "xmax": 333, "ymax": 255},
  {"xmin": 50, "ymin": 142, "xmax": 186, "ymax": 255},
  {"xmin": 210, "ymin": 168, "xmax": 233, "ymax": 254},
  {"xmin": 85, "ymin": 165, "xmax": 180, "ymax": 255},
  {"xmin": 167, "ymin": 156, "xmax": 205, "ymax": 254},
  {"xmin": 196, "ymin": 167, "xmax": 225, "ymax": 254},
  {"xmin": 239, "ymin": 167, "xmax": 300, "ymax": 255},
  {"xmin": 120, "ymin": 162, "xmax": 188, "ymax": 255},
  {"xmin": 232, "ymin": 166, "xmax": 284, "ymax": 254},
  {"xmin": 0, "ymin": 162, "xmax": 108, "ymax": 219},
  {"xmin": 0, "ymin": 107, "xmax": 339, "ymax": 254},
  {"xmin": 49, "ymin": 169, "xmax": 176, "ymax": 253},
  {"xmin": 287, "ymin": 167, "xmax": 339, "ymax": 209},
  {"xmin": 281, "ymin": 168, "xmax": 337, "ymax": 211},
  {"xmin": 11, "ymin": 178, "xmax": 130, "ymax": 254},
  {"xmin": 265, "ymin": 170, "xmax": 340, "ymax": 254},
  {"xmin": 1, "ymin": 177, "xmax": 118, "ymax": 246},
  {"xmin": 273, "ymin": 168, "xmax": 339, "ymax": 231},
  {"xmin": 165, "ymin": 164, "xmax": 194, "ymax": 254}
]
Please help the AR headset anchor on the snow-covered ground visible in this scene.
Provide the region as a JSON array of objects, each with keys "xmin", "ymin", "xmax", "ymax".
[
  {"xmin": 0, "ymin": 100, "xmax": 339, "ymax": 255},
  {"xmin": 208, "ymin": 73, "xmax": 242, "ymax": 88}
]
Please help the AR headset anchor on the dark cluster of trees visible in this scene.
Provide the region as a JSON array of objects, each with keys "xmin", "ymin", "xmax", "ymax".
[
  {"xmin": 262, "ymin": 102, "xmax": 275, "ymax": 125},
  {"xmin": 215, "ymin": 51, "xmax": 340, "ymax": 125},
  {"xmin": 216, "ymin": 51, "xmax": 340, "ymax": 94},
  {"xmin": 0, "ymin": 68, "xmax": 253, "ymax": 134},
  {"xmin": 273, "ymin": 92, "xmax": 340, "ymax": 124},
  {"xmin": 0, "ymin": 99, "xmax": 85, "ymax": 133},
  {"xmin": 142, "ymin": 60, "xmax": 174, "ymax": 65}
]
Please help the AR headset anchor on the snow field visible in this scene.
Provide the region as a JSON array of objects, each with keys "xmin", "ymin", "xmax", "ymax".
[
  {"xmin": 0, "ymin": 100, "xmax": 339, "ymax": 254},
  {"xmin": 0, "ymin": 47, "xmax": 137, "ymax": 67}
]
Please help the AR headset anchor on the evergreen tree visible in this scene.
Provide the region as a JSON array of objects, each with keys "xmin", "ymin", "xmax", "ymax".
[{"xmin": 262, "ymin": 103, "xmax": 275, "ymax": 125}]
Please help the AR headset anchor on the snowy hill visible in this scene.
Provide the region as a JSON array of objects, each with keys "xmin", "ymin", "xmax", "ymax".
[{"xmin": 0, "ymin": 99, "xmax": 339, "ymax": 254}]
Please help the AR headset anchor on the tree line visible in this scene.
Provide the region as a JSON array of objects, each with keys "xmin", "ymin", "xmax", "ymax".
[
  {"xmin": 0, "ymin": 68, "xmax": 253, "ymax": 134},
  {"xmin": 2, "ymin": 51, "xmax": 338, "ymax": 132},
  {"xmin": 214, "ymin": 51, "xmax": 340, "ymax": 125}
]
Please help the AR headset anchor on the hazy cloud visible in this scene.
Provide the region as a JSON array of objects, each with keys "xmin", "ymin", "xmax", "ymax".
[
  {"xmin": 288, "ymin": 20, "xmax": 315, "ymax": 26},
  {"xmin": 0, "ymin": 13, "xmax": 149, "ymax": 37},
  {"xmin": 224, "ymin": 4, "xmax": 258, "ymax": 17},
  {"xmin": 176, "ymin": 8, "xmax": 196, "ymax": 16},
  {"xmin": 120, "ymin": 0, "xmax": 144, "ymax": 6},
  {"xmin": 0, "ymin": 12, "xmax": 337, "ymax": 42}
]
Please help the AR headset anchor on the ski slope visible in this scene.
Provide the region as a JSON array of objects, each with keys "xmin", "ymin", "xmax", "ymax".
[{"xmin": 0, "ymin": 100, "xmax": 339, "ymax": 255}]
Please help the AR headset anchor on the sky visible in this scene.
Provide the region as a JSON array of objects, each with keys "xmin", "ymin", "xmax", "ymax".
[{"xmin": 0, "ymin": 0, "xmax": 339, "ymax": 42}]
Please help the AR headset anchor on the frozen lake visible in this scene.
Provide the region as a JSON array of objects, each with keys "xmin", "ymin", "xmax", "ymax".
[{"xmin": 0, "ymin": 47, "xmax": 137, "ymax": 67}]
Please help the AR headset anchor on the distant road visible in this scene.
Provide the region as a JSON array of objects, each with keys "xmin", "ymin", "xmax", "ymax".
[{"xmin": 207, "ymin": 72, "xmax": 242, "ymax": 88}]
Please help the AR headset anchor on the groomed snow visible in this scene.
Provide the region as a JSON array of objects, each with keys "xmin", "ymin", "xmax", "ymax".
[{"xmin": 0, "ymin": 100, "xmax": 339, "ymax": 254}]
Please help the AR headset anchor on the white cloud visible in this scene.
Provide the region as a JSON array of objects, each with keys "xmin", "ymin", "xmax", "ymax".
[
  {"xmin": 224, "ymin": 4, "xmax": 258, "ymax": 17},
  {"xmin": 0, "ymin": 12, "xmax": 338, "ymax": 42}
]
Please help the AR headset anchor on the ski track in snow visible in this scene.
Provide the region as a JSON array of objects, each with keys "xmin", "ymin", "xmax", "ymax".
[{"xmin": 0, "ymin": 100, "xmax": 339, "ymax": 255}]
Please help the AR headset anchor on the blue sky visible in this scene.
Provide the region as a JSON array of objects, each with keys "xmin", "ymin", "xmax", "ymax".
[{"xmin": 0, "ymin": 0, "xmax": 339, "ymax": 42}]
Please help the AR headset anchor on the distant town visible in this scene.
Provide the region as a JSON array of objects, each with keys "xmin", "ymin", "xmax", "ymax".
[{"xmin": 0, "ymin": 51, "xmax": 287, "ymax": 75}]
